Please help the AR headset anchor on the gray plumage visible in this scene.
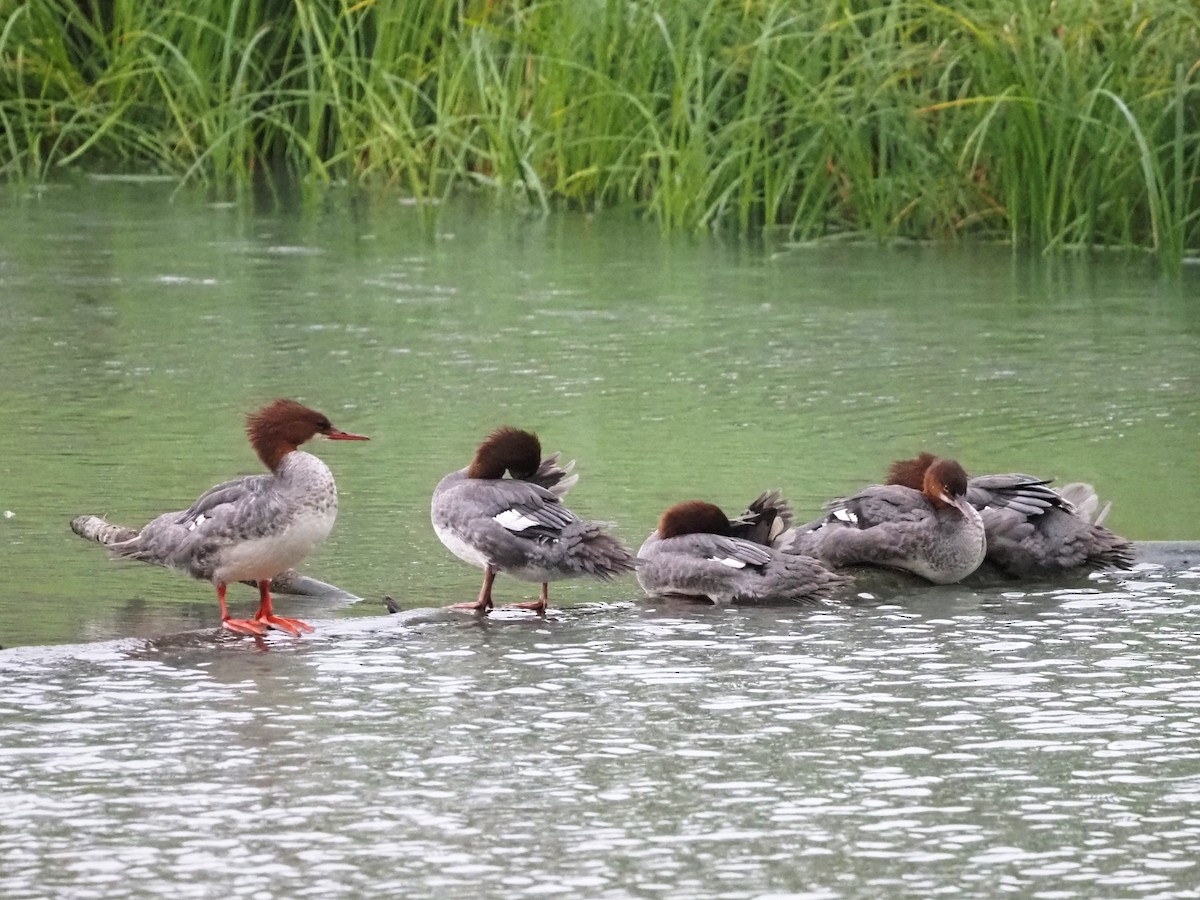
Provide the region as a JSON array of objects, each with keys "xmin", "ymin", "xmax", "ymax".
[
  {"xmin": 970, "ymin": 477, "xmax": 1134, "ymax": 577},
  {"xmin": 637, "ymin": 495, "xmax": 849, "ymax": 604},
  {"xmin": 108, "ymin": 451, "xmax": 339, "ymax": 585},
  {"xmin": 95, "ymin": 398, "xmax": 368, "ymax": 639},
  {"xmin": 966, "ymin": 474, "xmax": 1064, "ymax": 517},
  {"xmin": 784, "ymin": 483, "xmax": 986, "ymax": 584},
  {"xmin": 431, "ymin": 470, "xmax": 635, "ymax": 584}
]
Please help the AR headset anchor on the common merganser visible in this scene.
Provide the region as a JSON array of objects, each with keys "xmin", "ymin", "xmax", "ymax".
[
  {"xmin": 431, "ymin": 427, "xmax": 637, "ymax": 613},
  {"xmin": 785, "ymin": 456, "xmax": 985, "ymax": 584},
  {"xmin": 107, "ymin": 399, "xmax": 368, "ymax": 637},
  {"xmin": 637, "ymin": 493, "xmax": 850, "ymax": 604},
  {"xmin": 887, "ymin": 452, "xmax": 1134, "ymax": 577}
]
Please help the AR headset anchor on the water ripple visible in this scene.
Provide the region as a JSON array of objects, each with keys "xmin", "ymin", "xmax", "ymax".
[{"xmin": 4, "ymin": 577, "xmax": 1200, "ymax": 897}]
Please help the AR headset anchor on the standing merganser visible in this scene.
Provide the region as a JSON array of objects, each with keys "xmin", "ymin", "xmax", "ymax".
[
  {"xmin": 107, "ymin": 399, "xmax": 368, "ymax": 637},
  {"xmin": 431, "ymin": 427, "xmax": 637, "ymax": 614},
  {"xmin": 887, "ymin": 452, "xmax": 1134, "ymax": 577},
  {"xmin": 784, "ymin": 456, "xmax": 985, "ymax": 584},
  {"xmin": 637, "ymin": 493, "xmax": 850, "ymax": 604}
]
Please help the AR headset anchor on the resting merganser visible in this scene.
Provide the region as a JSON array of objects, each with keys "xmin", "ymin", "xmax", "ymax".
[
  {"xmin": 431, "ymin": 427, "xmax": 637, "ymax": 613},
  {"xmin": 108, "ymin": 399, "xmax": 368, "ymax": 637},
  {"xmin": 887, "ymin": 452, "xmax": 1134, "ymax": 578},
  {"xmin": 637, "ymin": 492, "xmax": 850, "ymax": 604},
  {"xmin": 785, "ymin": 456, "xmax": 985, "ymax": 584}
]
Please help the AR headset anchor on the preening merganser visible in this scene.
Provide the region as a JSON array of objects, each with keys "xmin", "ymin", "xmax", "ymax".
[
  {"xmin": 108, "ymin": 399, "xmax": 368, "ymax": 637},
  {"xmin": 785, "ymin": 456, "xmax": 986, "ymax": 584},
  {"xmin": 637, "ymin": 492, "xmax": 850, "ymax": 603},
  {"xmin": 431, "ymin": 426, "xmax": 637, "ymax": 613},
  {"xmin": 887, "ymin": 452, "xmax": 1134, "ymax": 577}
]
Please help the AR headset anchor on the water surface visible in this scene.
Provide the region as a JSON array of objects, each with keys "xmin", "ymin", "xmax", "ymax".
[
  {"xmin": 1, "ymin": 181, "xmax": 1196, "ymax": 646},
  {"xmin": 1, "ymin": 182, "xmax": 1199, "ymax": 897},
  {"xmin": 4, "ymin": 580, "xmax": 1200, "ymax": 898}
]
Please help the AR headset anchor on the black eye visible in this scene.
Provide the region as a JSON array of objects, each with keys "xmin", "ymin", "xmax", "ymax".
[{"xmin": 317, "ymin": 419, "xmax": 332, "ymax": 432}]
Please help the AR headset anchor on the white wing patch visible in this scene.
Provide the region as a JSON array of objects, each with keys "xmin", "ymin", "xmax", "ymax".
[
  {"xmin": 494, "ymin": 509, "xmax": 540, "ymax": 533},
  {"xmin": 187, "ymin": 514, "xmax": 209, "ymax": 532},
  {"xmin": 709, "ymin": 556, "xmax": 747, "ymax": 569},
  {"xmin": 832, "ymin": 508, "xmax": 858, "ymax": 525}
]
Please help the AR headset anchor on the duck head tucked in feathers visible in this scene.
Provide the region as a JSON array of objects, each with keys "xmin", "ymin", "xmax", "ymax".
[
  {"xmin": 433, "ymin": 426, "xmax": 635, "ymax": 614},
  {"xmin": 466, "ymin": 426, "xmax": 543, "ymax": 480},
  {"xmin": 657, "ymin": 501, "xmax": 734, "ymax": 539},
  {"xmin": 637, "ymin": 496, "xmax": 849, "ymax": 604}
]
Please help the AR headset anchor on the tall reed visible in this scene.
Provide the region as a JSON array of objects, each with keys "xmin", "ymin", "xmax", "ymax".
[{"xmin": 1, "ymin": 0, "xmax": 1196, "ymax": 266}]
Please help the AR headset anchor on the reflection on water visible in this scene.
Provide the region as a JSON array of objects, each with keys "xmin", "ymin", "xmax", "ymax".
[{"xmin": 3, "ymin": 571, "xmax": 1200, "ymax": 897}]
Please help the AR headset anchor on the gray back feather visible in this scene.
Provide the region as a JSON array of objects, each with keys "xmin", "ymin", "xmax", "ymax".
[{"xmin": 966, "ymin": 474, "xmax": 1065, "ymax": 517}]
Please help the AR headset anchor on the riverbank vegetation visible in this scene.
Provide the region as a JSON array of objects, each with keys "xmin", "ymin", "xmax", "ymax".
[{"xmin": 2, "ymin": 0, "xmax": 1197, "ymax": 265}]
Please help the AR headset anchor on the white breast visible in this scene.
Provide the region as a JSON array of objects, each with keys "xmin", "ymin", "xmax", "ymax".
[{"xmin": 213, "ymin": 508, "xmax": 337, "ymax": 584}]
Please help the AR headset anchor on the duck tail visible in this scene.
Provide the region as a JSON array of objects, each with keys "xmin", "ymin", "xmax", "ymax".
[
  {"xmin": 729, "ymin": 490, "xmax": 794, "ymax": 547},
  {"xmin": 529, "ymin": 452, "xmax": 579, "ymax": 497},
  {"xmin": 1091, "ymin": 531, "xmax": 1136, "ymax": 570},
  {"xmin": 106, "ymin": 535, "xmax": 163, "ymax": 567},
  {"xmin": 1059, "ymin": 483, "xmax": 1135, "ymax": 570},
  {"xmin": 70, "ymin": 513, "xmax": 164, "ymax": 565},
  {"xmin": 1057, "ymin": 482, "xmax": 1105, "ymax": 524},
  {"xmin": 569, "ymin": 524, "xmax": 639, "ymax": 580}
]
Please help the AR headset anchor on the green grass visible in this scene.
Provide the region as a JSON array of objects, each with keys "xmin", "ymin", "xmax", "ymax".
[{"xmin": 2, "ymin": 0, "xmax": 1197, "ymax": 267}]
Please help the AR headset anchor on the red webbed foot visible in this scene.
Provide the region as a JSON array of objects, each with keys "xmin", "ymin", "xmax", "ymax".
[
  {"xmin": 255, "ymin": 612, "xmax": 314, "ymax": 636},
  {"xmin": 451, "ymin": 567, "xmax": 496, "ymax": 614},
  {"xmin": 217, "ymin": 583, "xmax": 269, "ymax": 637},
  {"xmin": 249, "ymin": 580, "xmax": 312, "ymax": 636},
  {"xmin": 505, "ymin": 583, "xmax": 549, "ymax": 614},
  {"xmin": 223, "ymin": 616, "xmax": 268, "ymax": 637}
]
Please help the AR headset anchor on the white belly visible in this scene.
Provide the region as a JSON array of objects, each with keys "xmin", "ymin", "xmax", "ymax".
[
  {"xmin": 213, "ymin": 512, "xmax": 335, "ymax": 584},
  {"xmin": 433, "ymin": 523, "xmax": 491, "ymax": 570}
]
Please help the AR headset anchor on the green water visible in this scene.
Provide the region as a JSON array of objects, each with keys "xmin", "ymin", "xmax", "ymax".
[
  {"xmin": 3, "ymin": 181, "xmax": 1200, "ymax": 900},
  {"xmin": 1, "ymin": 181, "xmax": 1197, "ymax": 648}
]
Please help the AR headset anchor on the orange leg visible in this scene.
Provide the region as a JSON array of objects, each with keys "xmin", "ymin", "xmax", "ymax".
[
  {"xmin": 217, "ymin": 582, "xmax": 268, "ymax": 636},
  {"xmin": 452, "ymin": 566, "xmax": 495, "ymax": 613},
  {"xmin": 253, "ymin": 580, "xmax": 313, "ymax": 635},
  {"xmin": 508, "ymin": 582, "xmax": 549, "ymax": 614}
]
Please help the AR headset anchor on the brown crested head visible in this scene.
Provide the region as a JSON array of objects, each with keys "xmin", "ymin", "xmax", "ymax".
[
  {"xmin": 885, "ymin": 452, "xmax": 938, "ymax": 491},
  {"xmin": 922, "ymin": 457, "xmax": 970, "ymax": 509},
  {"xmin": 246, "ymin": 399, "xmax": 369, "ymax": 470},
  {"xmin": 467, "ymin": 426, "xmax": 542, "ymax": 480},
  {"xmin": 658, "ymin": 501, "xmax": 733, "ymax": 539}
]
